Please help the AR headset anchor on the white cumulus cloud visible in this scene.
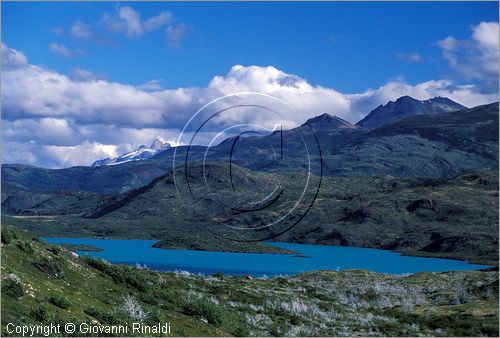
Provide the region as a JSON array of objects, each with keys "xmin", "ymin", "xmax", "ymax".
[
  {"xmin": 1, "ymin": 42, "xmax": 28, "ymax": 68},
  {"xmin": 438, "ymin": 21, "xmax": 499, "ymax": 91}
]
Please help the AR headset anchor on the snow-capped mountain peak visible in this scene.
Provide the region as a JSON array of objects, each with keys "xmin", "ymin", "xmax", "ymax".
[
  {"xmin": 150, "ymin": 137, "xmax": 170, "ymax": 150},
  {"xmin": 92, "ymin": 138, "xmax": 171, "ymax": 167}
]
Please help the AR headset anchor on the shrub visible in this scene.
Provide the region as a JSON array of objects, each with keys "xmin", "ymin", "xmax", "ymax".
[
  {"xmin": 82, "ymin": 257, "xmax": 148, "ymax": 291},
  {"xmin": 84, "ymin": 307, "xmax": 100, "ymax": 317},
  {"xmin": 2, "ymin": 279, "xmax": 24, "ymax": 299},
  {"xmin": 31, "ymin": 304, "xmax": 48, "ymax": 321},
  {"xmin": 48, "ymin": 295, "xmax": 71, "ymax": 309},
  {"xmin": 318, "ymin": 301, "xmax": 332, "ymax": 312},
  {"xmin": 269, "ymin": 321, "xmax": 287, "ymax": 337},
  {"xmin": 276, "ymin": 277, "xmax": 288, "ymax": 285},
  {"xmin": 160, "ymin": 288, "xmax": 184, "ymax": 309},
  {"xmin": 16, "ymin": 240, "xmax": 34, "ymax": 254},
  {"xmin": 120, "ymin": 265, "xmax": 148, "ymax": 291},
  {"xmin": 47, "ymin": 245, "xmax": 62, "ymax": 255},
  {"xmin": 144, "ymin": 310, "xmax": 162, "ymax": 326},
  {"xmin": 82, "ymin": 256, "xmax": 125, "ymax": 283},
  {"xmin": 1, "ymin": 228, "xmax": 15, "ymax": 244},
  {"xmin": 207, "ymin": 283, "xmax": 227, "ymax": 296},
  {"xmin": 361, "ymin": 289, "xmax": 378, "ymax": 301},
  {"xmin": 232, "ymin": 323, "xmax": 251, "ymax": 337},
  {"xmin": 223, "ymin": 315, "xmax": 251, "ymax": 337},
  {"xmin": 139, "ymin": 285, "xmax": 160, "ymax": 305},
  {"xmin": 182, "ymin": 297, "xmax": 224, "ymax": 326},
  {"xmin": 82, "ymin": 255, "xmax": 110, "ymax": 271},
  {"xmin": 228, "ymin": 289, "xmax": 266, "ymax": 305},
  {"xmin": 290, "ymin": 314, "xmax": 301, "ymax": 325},
  {"xmin": 84, "ymin": 307, "xmax": 128, "ymax": 325}
]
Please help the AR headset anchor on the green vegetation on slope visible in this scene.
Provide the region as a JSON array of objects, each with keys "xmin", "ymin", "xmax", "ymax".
[
  {"xmin": 1, "ymin": 226, "xmax": 241, "ymax": 337},
  {"xmin": 5, "ymin": 167, "xmax": 498, "ymax": 265},
  {"xmin": 1, "ymin": 227, "xmax": 499, "ymax": 337}
]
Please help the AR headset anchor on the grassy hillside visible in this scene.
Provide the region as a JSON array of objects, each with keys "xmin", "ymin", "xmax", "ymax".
[{"xmin": 1, "ymin": 227, "xmax": 498, "ymax": 337}]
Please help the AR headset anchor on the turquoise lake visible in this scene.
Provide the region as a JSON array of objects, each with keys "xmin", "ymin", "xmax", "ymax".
[{"xmin": 43, "ymin": 238, "xmax": 491, "ymax": 277}]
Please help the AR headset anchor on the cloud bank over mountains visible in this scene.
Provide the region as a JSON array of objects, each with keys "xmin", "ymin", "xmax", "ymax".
[{"xmin": 1, "ymin": 21, "xmax": 498, "ymax": 168}]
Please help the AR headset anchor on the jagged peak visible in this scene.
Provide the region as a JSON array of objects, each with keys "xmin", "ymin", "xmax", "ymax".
[
  {"xmin": 382, "ymin": 95, "xmax": 418, "ymax": 107},
  {"xmin": 303, "ymin": 113, "xmax": 357, "ymax": 130},
  {"xmin": 150, "ymin": 137, "xmax": 171, "ymax": 150}
]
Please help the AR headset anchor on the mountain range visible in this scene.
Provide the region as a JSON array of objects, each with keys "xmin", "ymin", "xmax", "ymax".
[{"xmin": 88, "ymin": 96, "xmax": 465, "ymax": 167}]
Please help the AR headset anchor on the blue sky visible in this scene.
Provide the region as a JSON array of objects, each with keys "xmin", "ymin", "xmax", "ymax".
[
  {"xmin": 2, "ymin": 1, "xmax": 499, "ymax": 168},
  {"xmin": 3, "ymin": 1, "xmax": 497, "ymax": 92}
]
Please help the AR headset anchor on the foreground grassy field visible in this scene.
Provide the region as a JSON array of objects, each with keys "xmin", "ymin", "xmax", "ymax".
[{"xmin": 1, "ymin": 226, "xmax": 498, "ymax": 336}]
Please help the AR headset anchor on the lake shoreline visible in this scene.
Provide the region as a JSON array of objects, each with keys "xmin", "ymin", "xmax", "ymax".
[
  {"xmin": 42, "ymin": 234, "xmax": 497, "ymax": 266},
  {"xmin": 43, "ymin": 237, "xmax": 492, "ymax": 277}
]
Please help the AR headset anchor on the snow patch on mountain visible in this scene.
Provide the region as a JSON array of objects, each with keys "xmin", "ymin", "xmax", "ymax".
[{"xmin": 92, "ymin": 138, "xmax": 171, "ymax": 166}]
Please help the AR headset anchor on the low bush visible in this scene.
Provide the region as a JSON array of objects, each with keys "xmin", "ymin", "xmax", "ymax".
[
  {"xmin": 228, "ymin": 289, "xmax": 266, "ymax": 305},
  {"xmin": 47, "ymin": 245, "xmax": 62, "ymax": 255},
  {"xmin": 159, "ymin": 288, "xmax": 184, "ymax": 309},
  {"xmin": 2, "ymin": 279, "xmax": 24, "ymax": 299},
  {"xmin": 290, "ymin": 314, "xmax": 302, "ymax": 325},
  {"xmin": 84, "ymin": 307, "xmax": 128, "ymax": 325},
  {"xmin": 120, "ymin": 265, "xmax": 148, "ymax": 291},
  {"xmin": 360, "ymin": 289, "xmax": 378, "ymax": 301},
  {"xmin": 212, "ymin": 272, "xmax": 225, "ymax": 278},
  {"xmin": 182, "ymin": 297, "xmax": 224, "ymax": 326},
  {"xmin": 82, "ymin": 256, "xmax": 148, "ymax": 291},
  {"xmin": 1, "ymin": 227, "xmax": 15, "ymax": 244},
  {"xmin": 269, "ymin": 320, "xmax": 287, "ymax": 337},
  {"xmin": 139, "ymin": 285, "xmax": 161, "ymax": 305},
  {"xmin": 16, "ymin": 240, "xmax": 34, "ymax": 254},
  {"xmin": 81, "ymin": 255, "xmax": 109, "ymax": 271},
  {"xmin": 276, "ymin": 277, "xmax": 288, "ymax": 285},
  {"xmin": 144, "ymin": 310, "xmax": 162, "ymax": 326},
  {"xmin": 224, "ymin": 316, "xmax": 251, "ymax": 337},
  {"xmin": 31, "ymin": 304, "xmax": 48, "ymax": 321},
  {"xmin": 48, "ymin": 295, "xmax": 71, "ymax": 309}
]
